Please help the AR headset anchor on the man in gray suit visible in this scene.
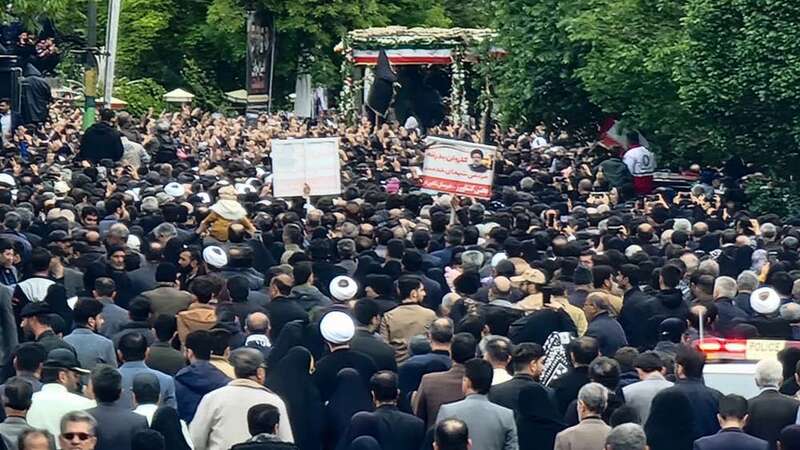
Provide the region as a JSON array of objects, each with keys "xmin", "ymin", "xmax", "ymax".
[
  {"xmin": 436, "ymin": 359, "xmax": 517, "ymax": 450},
  {"xmin": 555, "ymin": 383, "xmax": 611, "ymax": 450},
  {"xmin": 621, "ymin": 351, "xmax": 672, "ymax": 424},
  {"xmin": 0, "ymin": 285, "xmax": 18, "ymax": 367}
]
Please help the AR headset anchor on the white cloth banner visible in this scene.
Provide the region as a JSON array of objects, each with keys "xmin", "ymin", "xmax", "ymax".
[{"xmin": 271, "ymin": 138, "xmax": 341, "ymax": 197}]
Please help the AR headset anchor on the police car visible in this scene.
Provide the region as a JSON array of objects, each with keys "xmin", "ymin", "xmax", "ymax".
[{"xmin": 697, "ymin": 338, "xmax": 800, "ymax": 397}]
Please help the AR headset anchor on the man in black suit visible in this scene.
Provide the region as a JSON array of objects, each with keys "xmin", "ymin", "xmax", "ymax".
[
  {"xmin": 551, "ymin": 337, "xmax": 598, "ymax": 414},
  {"xmin": 264, "ymin": 274, "xmax": 308, "ymax": 341},
  {"xmin": 350, "ymin": 299, "xmax": 397, "ymax": 372},
  {"xmin": 85, "ymin": 365, "xmax": 148, "ymax": 450},
  {"xmin": 662, "ymin": 347, "xmax": 723, "ymax": 439},
  {"xmin": 745, "ymin": 359, "xmax": 800, "ymax": 450},
  {"xmin": 693, "ymin": 394, "xmax": 768, "ymax": 450},
  {"xmin": 489, "ymin": 342, "xmax": 551, "ymax": 413},
  {"xmin": 358, "ymin": 371, "xmax": 425, "ymax": 450}
]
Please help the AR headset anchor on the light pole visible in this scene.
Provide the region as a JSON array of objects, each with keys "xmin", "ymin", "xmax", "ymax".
[{"xmin": 83, "ymin": 0, "xmax": 98, "ymax": 130}]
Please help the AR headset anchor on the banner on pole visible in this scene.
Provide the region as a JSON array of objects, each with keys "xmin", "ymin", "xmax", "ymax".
[
  {"xmin": 421, "ymin": 137, "xmax": 495, "ymax": 199},
  {"xmin": 246, "ymin": 12, "xmax": 273, "ymax": 96},
  {"xmin": 271, "ymin": 138, "xmax": 342, "ymax": 197}
]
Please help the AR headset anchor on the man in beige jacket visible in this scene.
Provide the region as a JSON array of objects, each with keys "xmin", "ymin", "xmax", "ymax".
[
  {"xmin": 190, "ymin": 348, "xmax": 293, "ymax": 450},
  {"xmin": 554, "ymin": 383, "xmax": 611, "ymax": 450},
  {"xmin": 380, "ymin": 277, "xmax": 436, "ymax": 362}
]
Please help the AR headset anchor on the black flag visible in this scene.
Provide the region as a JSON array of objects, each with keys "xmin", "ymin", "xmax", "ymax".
[{"xmin": 366, "ymin": 50, "xmax": 396, "ymax": 118}]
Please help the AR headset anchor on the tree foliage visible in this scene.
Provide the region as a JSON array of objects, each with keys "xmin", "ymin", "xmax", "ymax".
[{"xmin": 489, "ymin": 0, "xmax": 602, "ymax": 139}]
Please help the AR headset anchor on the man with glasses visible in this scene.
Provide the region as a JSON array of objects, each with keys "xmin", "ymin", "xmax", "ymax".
[{"xmin": 58, "ymin": 411, "xmax": 97, "ymax": 450}]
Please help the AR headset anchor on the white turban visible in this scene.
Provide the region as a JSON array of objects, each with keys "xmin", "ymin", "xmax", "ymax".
[
  {"xmin": 320, "ymin": 311, "xmax": 355, "ymax": 344},
  {"xmin": 330, "ymin": 276, "xmax": 358, "ymax": 302}
]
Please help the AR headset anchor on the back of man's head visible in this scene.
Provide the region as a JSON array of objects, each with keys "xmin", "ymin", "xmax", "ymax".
[
  {"xmin": 185, "ymin": 330, "xmax": 213, "ymax": 360},
  {"xmin": 605, "ymin": 423, "xmax": 647, "ymax": 450},
  {"xmin": 91, "ymin": 365, "xmax": 123, "ymax": 403},
  {"xmin": 435, "ymin": 419, "xmax": 469, "ymax": 450},
  {"xmin": 190, "ymin": 276, "xmax": 218, "ymax": 304},
  {"xmin": 570, "ymin": 337, "xmax": 599, "ymax": 366},
  {"xmin": 230, "ymin": 348, "xmax": 265, "ymax": 379},
  {"xmin": 780, "ymin": 425, "xmax": 800, "ymax": 450},
  {"xmin": 464, "ymin": 358, "xmax": 493, "ymax": 395},
  {"xmin": 118, "ymin": 332, "xmax": 148, "ymax": 362},
  {"xmin": 717, "ymin": 394, "xmax": 748, "ymax": 421},
  {"xmin": 510, "ymin": 343, "xmax": 543, "ymax": 374},
  {"xmin": 132, "ymin": 373, "xmax": 160, "ymax": 405},
  {"xmin": 429, "ymin": 318, "xmax": 454, "ymax": 345},
  {"xmin": 483, "ymin": 336, "xmax": 511, "ymax": 366},
  {"xmin": 2, "ymin": 377, "xmax": 33, "ymax": 410},
  {"xmin": 152, "ymin": 314, "xmax": 177, "ymax": 342},
  {"xmin": 451, "ymin": 332, "xmax": 477, "ymax": 364},
  {"xmin": 14, "ymin": 342, "xmax": 47, "ymax": 373},
  {"xmin": 353, "ymin": 299, "xmax": 380, "ymax": 327},
  {"xmin": 132, "ymin": 430, "xmax": 165, "ymax": 450},
  {"xmin": 370, "ymin": 370, "xmax": 399, "ymax": 403},
  {"xmin": 247, "ymin": 403, "xmax": 280, "ymax": 436}
]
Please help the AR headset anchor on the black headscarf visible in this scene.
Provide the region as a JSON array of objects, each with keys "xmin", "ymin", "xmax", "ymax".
[
  {"xmin": 324, "ymin": 369, "xmax": 374, "ymax": 450},
  {"xmin": 336, "ymin": 412, "xmax": 381, "ymax": 450},
  {"xmin": 644, "ymin": 389, "xmax": 696, "ymax": 450},
  {"xmin": 151, "ymin": 406, "xmax": 191, "ymax": 450},
  {"xmin": 267, "ymin": 320, "xmax": 306, "ymax": 368},
  {"xmin": 265, "ymin": 347, "xmax": 324, "ymax": 450},
  {"xmin": 516, "ymin": 384, "xmax": 565, "ymax": 450}
]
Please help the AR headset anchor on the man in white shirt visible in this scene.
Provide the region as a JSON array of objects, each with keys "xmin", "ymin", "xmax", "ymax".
[
  {"xmin": 623, "ymin": 133, "xmax": 656, "ymax": 195},
  {"xmin": 27, "ymin": 349, "xmax": 95, "ymax": 448},
  {"xmin": 190, "ymin": 348, "xmax": 292, "ymax": 450},
  {"xmin": 0, "ymin": 98, "xmax": 15, "ymax": 148}
]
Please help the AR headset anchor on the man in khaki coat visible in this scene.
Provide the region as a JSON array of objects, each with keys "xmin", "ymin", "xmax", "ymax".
[{"xmin": 380, "ymin": 277, "xmax": 436, "ymax": 362}]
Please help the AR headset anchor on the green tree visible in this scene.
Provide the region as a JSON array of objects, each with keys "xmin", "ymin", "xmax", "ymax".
[
  {"xmin": 489, "ymin": 0, "xmax": 602, "ymax": 139},
  {"xmin": 564, "ymin": 0, "xmax": 702, "ymax": 164},
  {"xmin": 677, "ymin": 0, "xmax": 800, "ymax": 175}
]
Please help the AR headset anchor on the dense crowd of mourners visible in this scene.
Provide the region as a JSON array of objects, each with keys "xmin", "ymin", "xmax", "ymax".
[{"xmin": 2, "ymin": 97, "xmax": 800, "ymax": 450}]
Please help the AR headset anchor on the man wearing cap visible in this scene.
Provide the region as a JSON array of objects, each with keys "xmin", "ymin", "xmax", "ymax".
[
  {"xmin": 313, "ymin": 311, "xmax": 378, "ymax": 401},
  {"xmin": 512, "ymin": 268, "xmax": 547, "ymax": 311},
  {"xmin": 190, "ymin": 348, "xmax": 293, "ymax": 450},
  {"xmin": 19, "ymin": 303, "xmax": 75, "ymax": 357},
  {"xmin": 381, "ymin": 277, "xmax": 437, "ymax": 363},
  {"xmin": 621, "ymin": 351, "xmax": 672, "ymax": 424},
  {"xmin": 27, "ymin": 349, "xmax": 95, "ymax": 443}
]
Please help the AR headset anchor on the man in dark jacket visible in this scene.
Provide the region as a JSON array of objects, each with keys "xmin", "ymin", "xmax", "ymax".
[
  {"xmin": 583, "ymin": 292, "xmax": 628, "ymax": 357},
  {"xmin": 663, "ymin": 347, "xmax": 722, "ymax": 439},
  {"xmin": 693, "ymin": 394, "xmax": 768, "ymax": 450},
  {"xmin": 643, "ymin": 264, "xmax": 690, "ymax": 348},
  {"xmin": 712, "ymin": 276, "xmax": 749, "ymax": 336},
  {"xmin": 313, "ymin": 311, "xmax": 377, "ymax": 401},
  {"xmin": 231, "ymin": 404, "xmax": 298, "ymax": 450},
  {"xmin": 356, "ymin": 371, "xmax": 425, "ymax": 450},
  {"xmin": 745, "ymin": 358, "xmax": 800, "ymax": 450},
  {"xmin": 264, "ymin": 275, "xmax": 308, "ymax": 341},
  {"xmin": 20, "ymin": 64, "xmax": 51, "ymax": 125},
  {"xmin": 78, "ymin": 109, "xmax": 124, "ymax": 162},
  {"xmin": 617, "ymin": 264, "xmax": 652, "ymax": 349},
  {"xmin": 145, "ymin": 315, "xmax": 186, "ymax": 376},
  {"xmin": 85, "ymin": 365, "xmax": 148, "ymax": 450},
  {"xmin": 550, "ymin": 336, "xmax": 598, "ymax": 414},
  {"xmin": 350, "ymin": 299, "xmax": 397, "ymax": 372},
  {"xmin": 174, "ymin": 330, "xmax": 231, "ymax": 423},
  {"xmin": 489, "ymin": 343, "xmax": 552, "ymax": 413}
]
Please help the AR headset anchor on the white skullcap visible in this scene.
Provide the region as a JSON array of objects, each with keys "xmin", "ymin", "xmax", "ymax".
[
  {"xmin": 751, "ymin": 287, "xmax": 780, "ymax": 315},
  {"xmin": 330, "ymin": 276, "xmax": 358, "ymax": 302},
  {"xmin": 164, "ymin": 182, "xmax": 184, "ymax": 198},
  {"xmin": 625, "ymin": 245, "xmax": 643, "ymax": 259},
  {"xmin": 196, "ymin": 192, "xmax": 211, "ymax": 204},
  {"xmin": 0, "ymin": 173, "xmax": 15, "ymax": 187},
  {"xmin": 320, "ymin": 311, "xmax": 355, "ymax": 344},
  {"xmin": 491, "ymin": 252, "xmax": 508, "ymax": 268},
  {"xmin": 127, "ymin": 234, "xmax": 141, "ymax": 252},
  {"xmin": 673, "ymin": 218, "xmax": 692, "ymax": 233},
  {"xmin": 203, "ymin": 246, "xmax": 228, "ymax": 269}
]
